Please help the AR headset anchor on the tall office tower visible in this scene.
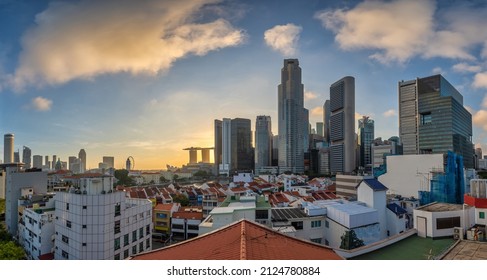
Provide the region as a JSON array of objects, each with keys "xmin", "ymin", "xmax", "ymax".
[
  {"xmin": 329, "ymin": 76, "xmax": 356, "ymax": 174},
  {"xmin": 78, "ymin": 149, "xmax": 86, "ymax": 172},
  {"xmin": 303, "ymin": 108, "xmax": 309, "ymax": 153},
  {"xmin": 358, "ymin": 116, "xmax": 374, "ymax": 170},
  {"xmin": 316, "ymin": 122, "xmax": 324, "ymax": 137},
  {"xmin": 218, "ymin": 118, "xmax": 253, "ymax": 175},
  {"xmin": 22, "ymin": 146, "xmax": 32, "ymax": 169},
  {"xmin": 103, "ymin": 156, "xmax": 115, "ymax": 169},
  {"xmin": 255, "ymin": 116, "xmax": 272, "ymax": 174},
  {"xmin": 3, "ymin": 133, "xmax": 14, "ymax": 163},
  {"xmin": 399, "ymin": 74, "xmax": 474, "ymax": 168},
  {"xmin": 33, "ymin": 155, "xmax": 43, "ymax": 169},
  {"xmin": 272, "ymin": 135, "xmax": 279, "ymax": 166},
  {"xmin": 14, "ymin": 151, "xmax": 20, "ymax": 163},
  {"xmin": 214, "ymin": 119, "xmax": 223, "ymax": 175},
  {"xmin": 475, "ymin": 147, "xmax": 483, "ymax": 170},
  {"xmin": 278, "ymin": 59, "xmax": 305, "ymax": 174},
  {"xmin": 323, "ymin": 100, "xmax": 331, "ymax": 143},
  {"xmin": 68, "ymin": 156, "xmax": 77, "ymax": 171},
  {"xmin": 52, "ymin": 155, "xmax": 57, "ymax": 170}
]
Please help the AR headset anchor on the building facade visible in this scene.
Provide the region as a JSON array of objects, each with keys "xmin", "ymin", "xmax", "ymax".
[
  {"xmin": 358, "ymin": 116, "xmax": 374, "ymax": 171},
  {"xmin": 78, "ymin": 149, "xmax": 86, "ymax": 173},
  {"xmin": 399, "ymin": 74, "xmax": 474, "ymax": 168},
  {"xmin": 278, "ymin": 59, "xmax": 305, "ymax": 174},
  {"xmin": 330, "ymin": 76, "xmax": 356, "ymax": 174},
  {"xmin": 255, "ymin": 115, "xmax": 272, "ymax": 174},
  {"xmin": 4, "ymin": 133, "xmax": 14, "ymax": 164}
]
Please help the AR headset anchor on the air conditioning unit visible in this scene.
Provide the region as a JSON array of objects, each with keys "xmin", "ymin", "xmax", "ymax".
[
  {"xmin": 453, "ymin": 227, "xmax": 463, "ymax": 240},
  {"xmin": 453, "ymin": 234, "xmax": 460, "ymax": 240}
]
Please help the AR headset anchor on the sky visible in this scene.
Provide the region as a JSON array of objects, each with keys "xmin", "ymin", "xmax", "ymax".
[{"xmin": 1, "ymin": 0, "xmax": 487, "ymax": 170}]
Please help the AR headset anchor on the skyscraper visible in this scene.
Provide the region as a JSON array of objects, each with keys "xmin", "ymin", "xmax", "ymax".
[
  {"xmin": 218, "ymin": 118, "xmax": 253, "ymax": 175},
  {"xmin": 68, "ymin": 156, "xmax": 77, "ymax": 171},
  {"xmin": 32, "ymin": 155, "xmax": 43, "ymax": 169},
  {"xmin": 278, "ymin": 59, "xmax": 305, "ymax": 174},
  {"xmin": 22, "ymin": 146, "xmax": 31, "ymax": 169},
  {"xmin": 78, "ymin": 149, "xmax": 86, "ymax": 172},
  {"xmin": 52, "ymin": 155, "xmax": 57, "ymax": 170},
  {"xmin": 358, "ymin": 116, "xmax": 374, "ymax": 171},
  {"xmin": 255, "ymin": 116, "xmax": 272, "ymax": 174},
  {"xmin": 214, "ymin": 119, "xmax": 222, "ymax": 175},
  {"xmin": 329, "ymin": 76, "xmax": 356, "ymax": 174},
  {"xmin": 316, "ymin": 122, "xmax": 324, "ymax": 137},
  {"xmin": 103, "ymin": 156, "xmax": 115, "ymax": 169},
  {"xmin": 399, "ymin": 74, "xmax": 473, "ymax": 168},
  {"xmin": 3, "ymin": 133, "xmax": 14, "ymax": 164},
  {"xmin": 323, "ymin": 100, "xmax": 331, "ymax": 144}
]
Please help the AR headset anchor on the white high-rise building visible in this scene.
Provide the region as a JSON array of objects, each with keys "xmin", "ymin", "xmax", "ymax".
[
  {"xmin": 54, "ymin": 175, "xmax": 152, "ymax": 260},
  {"xmin": 4, "ymin": 133, "xmax": 14, "ymax": 164},
  {"xmin": 330, "ymin": 76, "xmax": 356, "ymax": 174},
  {"xmin": 278, "ymin": 59, "xmax": 305, "ymax": 174},
  {"xmin": 78, "ymin": 149, "xmax": 86, "ymax": 173},
  {"xmin": 103, "ymin": 156, "xmax": 115, "ymax": 169}
]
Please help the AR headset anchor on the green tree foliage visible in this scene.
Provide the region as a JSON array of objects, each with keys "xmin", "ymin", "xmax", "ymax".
[
  {"xmin": 160, "ymin": 176, "xmax": 168, "ymax": 183},
  {"xmin": 339, "ymin": 230, "xmax": 365, "ymax": 250},
  {"xmin": 114, "ymin": 169, "xmax": 135, "ymax": 186},
  {"xmin": 172, "ymin": 194, "xmax": 189, "ymax": 206},
  {"xmin": 0, "ymin": 198, "xmax": 5, "ymax": 214},
  {"xmin": 193, "ymin": 170, "xmax": 208, "ymax": 178},
  {"xmin": 0, "ymin": 224, "xmax": 26, "ymax": 260}
]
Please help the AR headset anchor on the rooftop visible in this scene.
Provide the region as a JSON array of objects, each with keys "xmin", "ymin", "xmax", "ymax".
[
  {"xmin": 361, "ymin": 178, "xmax": 388, "ymax": 191},
  {"xmin": 387, "ymin": 203, "xmax": 407, "ymax": 215},
  {"xmin": 131, "ymin": 219, "xmax": 342, "ymax": 260},
  {"xmin": 272, "ymin": 207, "xmax": 309, "ymax": 221},
  {"xmin": 441, "ymin": 240, "xmax": 487, "ymax": 260},
  {"xmin": 416, "ymin": 202, "xmax": 467, "ymax": 212}
]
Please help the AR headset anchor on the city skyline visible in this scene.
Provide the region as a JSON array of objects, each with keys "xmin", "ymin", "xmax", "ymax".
[{"xmin": 2, "ymin": 0, "xmax": 487, "ymax": 169}]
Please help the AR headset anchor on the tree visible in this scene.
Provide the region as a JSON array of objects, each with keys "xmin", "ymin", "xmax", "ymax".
[
  {"xmin": 172, "ymin": 194, "xmax": 189, "ymax": 206},
  {"xmin": 0, "ymin": 224, "xmax": 25, "ymax": 260},
  {"xmin": 114, "ymin": 169, "xmax": 135, "ymax": 186},
  {"xmin": 160, "ymin": 176, "xmax": 168, "ymax": 183},
  {"xmin": 172, "ymin": 174, "xmax": 179, "ymax": 182},
  {"xmin": 339, "ymin": 230, "xmax": 365, "ymax": 250},
  {"xmin": 194, "ymin": 170, "xmax": 208, "ymax": 178}
]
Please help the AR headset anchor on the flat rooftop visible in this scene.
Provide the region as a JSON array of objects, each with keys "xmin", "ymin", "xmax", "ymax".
[
  {"xmin": 441, "ymin": 240, "xmax": 487, "ymax": 260},
  {"xmin": 352, "ymin": 235, "xmax": 456, "ymax": 260},
  {"xmin": 416, "ymin": 202, "xmax": 468, "ymax": 212}
]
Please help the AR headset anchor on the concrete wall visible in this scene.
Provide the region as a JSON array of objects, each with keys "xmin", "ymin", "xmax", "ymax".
[
  {"xmin": 379, "ymin": 154, "xmax": 444, "ymax": 198},
  {"xmin": 386, "ymin": 210, "xmax": 407, "ymax": 236},
  {"xmin": 357, "ymin": 182, "xmax": 387, "ymax": 239},
  {"xmin": 413, "ymin": 207, "xmax": 475, "ymax": 238}
]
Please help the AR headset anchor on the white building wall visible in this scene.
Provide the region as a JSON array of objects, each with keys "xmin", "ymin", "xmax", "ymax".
[
  {"xmin": 20, "ymin": 207, "xmax": 55, "ymax": 260},
  {"xmin": 413, "ymin": 207, "xmax": 475, "ymax": 238},
  {"xmin": 378, "ymin": 154, "xmax": 444, "ymax": 198},
  {"xmin": 357, "ymin": 182, "xmax": 387, "ymax": 239},
  {"xmin": 385, "ymin": 210, "xmax": 407, "ymax": 236}
]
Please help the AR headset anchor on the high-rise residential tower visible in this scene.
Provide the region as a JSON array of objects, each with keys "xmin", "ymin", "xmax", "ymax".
[
  {"xmin": 358, "ymin": 116, "xmax": 374, "ymax": 171},
  {"xmin": 103, "ymin": 156, "xmax": 115, "ymax": 169},
  {"xmin": 399, "ymin": 74, "xmax": 473, "ymax": 168},
  {"xmin": 323, "ymin": 100, "xmax": 331, "ymax": 143},
  {"xmin": 78, "ymin": 149, "xmax": 86, "ymax": 172},
  {"xmin": 3, "ymin": 133, "xmax": 14, "ymax": 164},
  {"xmin": 255, "ymin": 116, "xmax": 272, "ymax": 174},
  {"xmin": 22, "ymin": 146, "xmax": 31, "ymax": 169},
  {"xmin": 33, "ymin": 155, "xmax": 43, "ymax": 169},
  {"xmin": 316, "ymin": 122, "xmax": 324, "ymax": 137},
  {"xmin": 214, "ymin": 119, "xmax": 222, "ymax": 175},
  {"xmin": 329, "ymin": 76, "xmax": 356, "ymax": 174},
  {"xmin": 278, "ymin": 59, "xmax": 305, "ymax": 174}
]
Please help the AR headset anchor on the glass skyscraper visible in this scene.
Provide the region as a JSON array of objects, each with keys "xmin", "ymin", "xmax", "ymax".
[
  {"xmin": 255, "ymin": 115, "xmax": 272, "ymax": 174},
  {"xmin": 358, "ymin": 116, "xmax": 374, "ymax": 171},
  {"xmin": 399, "ymin": 74, "xmax": 474, "ymax": 168}
]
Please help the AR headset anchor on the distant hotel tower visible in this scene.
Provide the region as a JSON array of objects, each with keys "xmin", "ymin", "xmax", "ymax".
[
  {"xmin": 4, "ymin": 133, "xmax": 14, "ymax": 163},
  {"xmin": 399, "ymin": 74, "xmax": 473, "ymax": 168},
  {"xmin": 330, "ymin": 76, "xmax": 356, "ymax": 174},
  {"xmin": 278, "ymin": 59, "xmax": 305, "ymax": 174},
  {"xmin": 255, "ymin": 116, "xmax": 272, "ymax": 174}
]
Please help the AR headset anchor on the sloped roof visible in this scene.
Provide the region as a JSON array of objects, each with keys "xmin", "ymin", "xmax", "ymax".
[
  {"xmin": 361, "ymin": 179, "xmax": 388, "ymax": 191},
  {"xmin": 131, "ymin": 219, "xmax": 342, "ymax": 260},
  {"xmin": 386, "ymin": 203, "xmax": 407, "ymax": 215}
]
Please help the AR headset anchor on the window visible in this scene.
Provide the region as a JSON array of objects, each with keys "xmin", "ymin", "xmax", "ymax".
[
  {"xmin": 291, "ymin": 221, "xmax": 303, "ymax": 230},
  {"xmin": 132, "ymin": 230, "xmax": 137, "ymax": 242},
  {"xmin": 139, "ymin": 242, "xmax": 143, "ymax": 253},
  {"xmin": 310, "ymin": 238, "xmax": 322, "ymax": 244},
  {"xmin": 156, "ymin": 213, "xmax": 167, "ymax": 219},
  {"xmin": 255, "ymin": 210, "xmax": 269, "ymax": 219},
  {"xmin": 62, "ymin": 250, "xmax": 69, "ymax": 259},
  {"xmin": 66, "ymin": 220, "xmax": 71, "ymax": 228},
  {"xmin": 114, "ymin": 253, "xmax": 120, "ymax": 260},
  {"xmin": 124, "ymin": 249, "xmax": 129, "ymax": 259},
  {"xmin": 82, "ymin": 225, "xmax": 87, "ymax": 229},
  {"xmin": 115, "ymin": 203, "xmax": 121, "ymax": 217},
  {"xmin": 146, "ymin": 225, "xmax": 150, "ymax": 235},
  {"xmin": 325, "ymin": 220, "xmax": 329, "ymax": 228},
  {"xmin": 139, "ymin": 227, "xmax": 143, "ymax": 238},
  {"xmin": 436, "ymin": 217, "xmax": 461, "ymax": 229},
  {"xmin": 82, "ymin": 243, "xmax": 86, "ymax": 247},
  {"xmin": 420, "ymin": 112, "xmax": 432, "ymax": 125},
  {"xmin": 325, "ymin": 239, "xmax": 329, "ymax": 246},
  {"xmin": 38, "ymin": 236, "xmax": 41, "ymax": 243},
  {"xmin": 132, "ymin": 246, "xmax": 137, "ymax": 255},
  {"xmin": 82, "ymin": 205, "xmax": 87, "ymax": 209},
  {"xmin": 311, "ymin": 220, "xmax": 322, "ymax": 228},
  {"xmin": 124, "ymin": 234, "xmax": 129, "ymax": 246},
  {"xmin": 66, "ymin": 203, "xmax": 69, "ymax": 211},
  {"xmin": 62, "ymin": 235, "xmax": 69, "ymax": 244},
  {"xmin": 146, "ymin": 239, "xmax": 150, "ymax": 249},
  {"xmin": 114, "ymin": 221, "xmax": 121, "ymax": 234},
  {"xmin": 480, "ymin": 212, "xmax": 485, "ymax": 219},
  {"xmin": 140, "ymin": 212, "xmax": 144, "ymax": 219},
  {"xmin": 114, "ymin": 238, "xmax": 121, "ymax": 250},
  {"xmin": 188, "ymin": 225, "xmax": 199, "ymax": 231},
  {"xmin": 172, "ymin": 224, "xmax": 183, "ymax": 229}
]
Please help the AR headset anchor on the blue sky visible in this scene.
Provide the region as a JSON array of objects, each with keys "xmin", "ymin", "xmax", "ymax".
[{"xmin": 1, "ymin": 0, "xmax": 487, "ymax": 170}]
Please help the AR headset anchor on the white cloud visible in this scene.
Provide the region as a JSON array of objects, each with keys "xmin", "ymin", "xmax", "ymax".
[
  {"xmin": 383, "ymin": 109, "xmax": 397, "ymax": 117},
  {"xmin": 310, "ymin": 106, "xmax": 322, "ymax": 117},
  {"xmin": 452, "ymin": 63, "xmax": 482, "ymax": 73},
  {"xmin": 473, "ymin": 72, "xmax": 487, "ymax": 89},
  {"xmin": 31, "ymin": 96, "xmax": 52, "ymax": 111},
  {"xmin": 315, "ymin": 0, "xmax": 487, "ymax": 64},
  {"xmin": 264, "ymin": 23, "xmax": 302, "ymax": 56},
  {"xmin": 473, "ymin": 110, "xmax": 487, "ymax": 131},
  {"xmin": 8, "ymin": 0, "xmax": 245, "ymax": 90},
  {"xmin": 304, "ymin": 90, "xmax": 318, "ymax": 101},
  {"xmin": 355, "ymin": 112, "xmax": 363, "ymax": 120},
  {"xmin": 432, "ymin": 67, "xmax": 445, "ymax": 75}
]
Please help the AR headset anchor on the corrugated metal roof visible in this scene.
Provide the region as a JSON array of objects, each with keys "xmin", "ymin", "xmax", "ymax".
[
  {"xmin": 362, "ymin": 179, "xmax": 388, "ymax": 191},
  {"xmin": 271, "ymin": 207, "xmax": 308, "ymax": 221}
]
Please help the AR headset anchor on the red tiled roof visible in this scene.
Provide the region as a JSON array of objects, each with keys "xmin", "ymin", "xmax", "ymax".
[
  {"xmin": 132, "ymin": 219, "xmax": 342, "ymax": 260},
  {"xmin": 172, "ymin": 211, "xmax": 203, "ymax": 220},
  {"xmin": 154, "ymin": 203, "xmax": 178, "ymax": 211}
]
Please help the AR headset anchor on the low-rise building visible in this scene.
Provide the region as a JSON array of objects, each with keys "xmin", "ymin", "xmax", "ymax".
[
  {"xmin": 153, "ymin": 203, "xmax": 180, "ymax": 236},
  {"xmin": 171, "ymin": 206, "xmax": 204, "ymax": 240},
  {"xmin": 271, "ymin": 207, "xmax": 325, "ymax": 244}
]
